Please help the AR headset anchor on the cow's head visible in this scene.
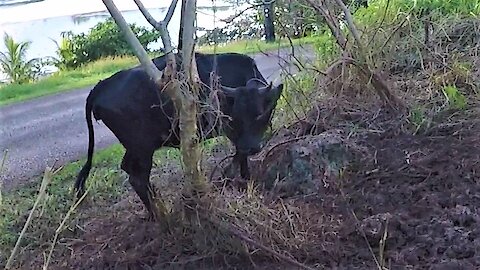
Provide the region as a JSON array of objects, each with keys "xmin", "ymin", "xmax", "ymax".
[{"xmin": 220, "ymin": 79, "xmax": 283, "ymax": 158}]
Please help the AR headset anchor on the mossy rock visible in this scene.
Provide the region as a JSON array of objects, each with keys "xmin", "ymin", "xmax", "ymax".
[{"xmin": 251, "ymin": 131, "xmax": 351, "ymax": 197}]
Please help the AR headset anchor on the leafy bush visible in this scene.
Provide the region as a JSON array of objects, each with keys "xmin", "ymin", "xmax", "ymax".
[
  {"xmin": 397, "ymin": 0, "xmax": 480, "ymax": 17},
  {"xmin": 312, "ymin": 31, "xmax": 339, "ymax": 67},
  {"xmin": 355, "ymin": 0, "xmax": 479, "ymax": 27},
  {"xmin": 55, "ymin": 18, "xmax": 160, "ymax": 69},
  {"xmin": 0, "ymin": 33, "xmax": 41, "ymax": 84}
]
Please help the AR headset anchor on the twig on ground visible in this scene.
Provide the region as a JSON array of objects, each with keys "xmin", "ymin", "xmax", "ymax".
[
  {"xmin": 203, "ymin": 213, "xmax": 316, "ymax": 270},
  {"xmin": 338, "ymin": 188, "xmax": 383, "ymax": 270},
  {"xmin": 260, "ymin": 136, "xmax": 309, "ymax": 161},
  {"xmin": 0, "ymin": 150, "xmax": 7, "ymax": 206},
  {"xmin": 209, "ymin": 154, "xmax": 236, "ymax": 182},
  {"xmin": 5, "ymin": 166, "xmax": 54, "ymax": 270},
  {"xmin": 43, "ymin": 187, "xmax": 90, "ymax": 270}
]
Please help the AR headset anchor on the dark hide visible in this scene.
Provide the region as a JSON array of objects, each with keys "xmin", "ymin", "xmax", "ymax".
[{"xmin": 75, "ymin": 52, "xmax": 283, "ymax": 217}]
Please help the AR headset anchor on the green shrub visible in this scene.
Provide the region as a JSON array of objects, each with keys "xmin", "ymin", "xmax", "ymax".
[
  {"xmin": 312, "ymin": 31, "xmax": 339, "ymax": 67},
  {"xmin": 397, "ymin": 0, "xmax": 480, "ymax": 17},
  {"xmin": 55, "ymin": 18, "xmax": 160, "ymax": 69}
]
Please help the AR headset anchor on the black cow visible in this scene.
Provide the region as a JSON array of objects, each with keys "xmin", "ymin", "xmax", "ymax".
[{"xmin": 75, "ymin": 52, "xmax": 283, "ymax": 217}]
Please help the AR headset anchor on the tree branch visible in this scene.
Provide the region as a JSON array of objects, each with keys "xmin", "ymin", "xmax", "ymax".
[
  {"xmin": 221, "ymin": 0, "xmax": 276, "ymax": 23},
  {"xmin": 333, "ymin": 0, "xmax": 364, "ymax": 53},
  {"xmin": 133, "ymin": 0, "xmax": 178, "ymax": 30},
  {"xmin": 164, "ymin": 0, "xmax": 179, "ymax": 24},
  {"xmin": 180, "ymin": 0, "xmax": 197, "ymax": 77},
  {"xmin": 133, "ymin": 0, "xmax": 160, "ymax": 30},
  {"xmin": 133, "ymin": 0, "xmax": 178, "ymax": 55},
  {"xmin": 103, "ymin": 0, "xmax": 163, "ymax": 84},
  {"xmin": 305, "ymin": 0, "xmax": 347, "ymax": 50}
]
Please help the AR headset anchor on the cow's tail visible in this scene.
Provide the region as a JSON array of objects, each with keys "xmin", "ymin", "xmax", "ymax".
[{"xmin": 74, "ymin": 90, "xmax": 96, "ymax": 198}]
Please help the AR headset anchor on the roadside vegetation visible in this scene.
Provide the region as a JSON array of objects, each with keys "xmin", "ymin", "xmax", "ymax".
[
  {"xmin": 0, "ymin": 33, "xmax": 41, "ymax": 85},
  {"xmin": 0, "ymin": 15, "xmax": 316, "ymax": 106},
  {"xmin": 2, "ymin": 0, "xmax": 480, "ymax": 269},
  {"xmin": 0, "ymin": 37, "xmax": 315, "ymax": 106}
]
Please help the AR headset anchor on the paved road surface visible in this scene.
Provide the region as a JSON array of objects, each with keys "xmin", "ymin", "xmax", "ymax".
[{"xmin": 0, "ymin": 46, "xmax": 315, "ymax": 190}]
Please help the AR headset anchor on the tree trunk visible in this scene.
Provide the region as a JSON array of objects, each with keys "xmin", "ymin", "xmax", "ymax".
[
  {"xmin": 103, "ymin": 0, "xmax": 208, "ymax": 220},
  {"xmin": 178, "ymin": 0, "xmax": 208, "ymax": 193},
  {"xmin": 178, "ymin": 1, "xmax": 186, "ymax": 50},
  {"xmin": 263, "ymin": 1, "xmax": 276, "ymax": 43}
]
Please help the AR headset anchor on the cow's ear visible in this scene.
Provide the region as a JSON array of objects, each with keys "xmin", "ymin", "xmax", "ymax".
[
  {"xmin": 246, "ymin": 78, "xmax": 264, "ymax": 89},
  {"xmin": 268, "ymin": 83, "xmax": 283, "ymax": 102}
]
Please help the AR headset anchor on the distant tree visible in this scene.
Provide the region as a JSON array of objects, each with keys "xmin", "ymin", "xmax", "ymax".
[
  {"xmin": 262, "ymin": 0, "xmax": 276, "ymax": 42},
  {"xmin": 0, "ymin": 33, "xmax": 38, "ymax": 84},
  {"xmin": 223, "ymin": 0, "xmax": 277, "ymax": 42}
]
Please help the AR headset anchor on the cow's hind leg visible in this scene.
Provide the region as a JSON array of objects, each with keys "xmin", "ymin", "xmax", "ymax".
[{"xmin": 121, "ymin": 150, "xmax": 159, "ymax": 220}]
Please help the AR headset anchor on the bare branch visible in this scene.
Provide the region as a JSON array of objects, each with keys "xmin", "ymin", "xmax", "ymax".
[
  {"xmin": 221, "ymin": 5, "xmax": 257, "ymax": 23},
  {"xmin": 180, "ymin": 0, "xmax": 197, "ymax": 80},
  {"xmin": 133, "ymin": 0, "xmax": 160, "ymax": 30},
  {"xmin": 221, "ymin": 0, "xmax": 276, "ymax": 23},
  {"xmin": 333, "ymin": 0, "xmax": 364, "ymax": 53},
  {"xmin": 305, "ymin": 0, "xmax": 347, "ymax": 50},
  {"xmin": 366, "ymin": 0, "xmax": 391, "ymax": 48},
  {"xmin": 164, "ymin": 0, "xmax": 179, "ymax": 24},
  {"xmin": 133, "ymin": 0, "xmax": 178, "ymax": 56},
  {"xmin": 134, "ymin": 0, "xmax": 178, "ymax": 31},
  {"xmin": 102, "ymin": 0, "xmax": 163, "ymax": 85},
  {"xmin": 158, "ymin": 22, "xmax": 176, "ymax": 55}
]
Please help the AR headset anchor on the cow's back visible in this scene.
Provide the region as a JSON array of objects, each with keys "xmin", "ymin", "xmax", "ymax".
[{"xmin": 195, "ymin": 53, "xmax": 265, "ymax": 88}]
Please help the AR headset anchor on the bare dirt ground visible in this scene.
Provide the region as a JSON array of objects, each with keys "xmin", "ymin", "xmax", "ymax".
[
  {"xmin": 21, "ymin": 99, "xmax": 480, "ymax": 270},
  {"xmin": 4, "ymin": 18, "xmax": 480, "ymax": 270}
]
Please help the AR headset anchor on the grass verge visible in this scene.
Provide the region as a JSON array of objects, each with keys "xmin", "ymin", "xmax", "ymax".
[
  {"xmin": 0, "ymin": 37, "xmax": 315, "ymax": 107},
  {"xmin": 0, "ymin": 143, "xmax": 127, "ymax": 262},
  {"xmin": 0, "ymin": 137, "xmax": 229, "ymax": 268},
  {"xmin": 0, "ymin": 57, "xmax": 138, "ymax": 106}
]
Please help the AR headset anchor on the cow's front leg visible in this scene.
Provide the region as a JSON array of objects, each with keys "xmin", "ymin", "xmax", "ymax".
[{"xmin": 222, "ymin": 153, "xmax": 250, "ymax": 179}]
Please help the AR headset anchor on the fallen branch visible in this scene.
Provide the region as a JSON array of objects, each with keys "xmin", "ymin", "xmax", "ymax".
[
  {"xmin": 5, "ymin": 166, "xmax": 54, "ymax": 270},
  {"xmin": 209, "ymin": 154, "xmax": 236, "ymax": 182}
]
